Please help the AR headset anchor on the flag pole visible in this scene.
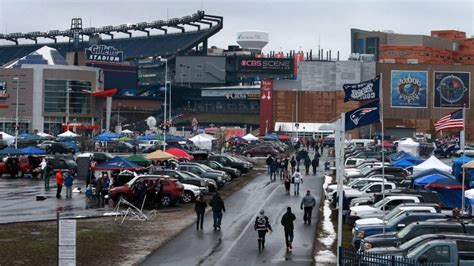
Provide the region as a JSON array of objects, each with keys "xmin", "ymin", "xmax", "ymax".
[
  {"xmin": 336, "ymin": 113, "xmax": 345, "ymax": 265},
  {"xmin": 380, "ymin": 73, "xmax": 386, "ymax": 235},
  {"xmin": 462, "ymin": 105, "xmax": 466, "ymax": 213}
]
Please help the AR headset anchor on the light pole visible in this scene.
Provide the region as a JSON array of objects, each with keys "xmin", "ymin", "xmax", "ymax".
[
  {"xmin": 13, "ymin": 77, "xmax": 19, "ymax": 149},
  {"xmin": 160, "ymin": 57, "xmax": 168, "ymax": 151},
  {"xmin": 293, "ymin": 89, "xmax": 299, "ymax": 140},
  {"xmin": 65, "ymin": 87, "xmax": 72, "ymax": 129}
]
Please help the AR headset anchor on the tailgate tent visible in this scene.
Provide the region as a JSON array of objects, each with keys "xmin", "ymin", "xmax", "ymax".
[
  {"xmin": 414, "ymin": 173, "xmax": 464, "ymax": 209},
  {"xmin": 397, "ymin": 138, "xmax": 419, "ymax": 156},
  {"xmin": 392, "ymin": 158, "xmax": 419, "ymax": 168},
  {"xmin": 452, "ymin": 155, "xmax": 474, "ymax": 179},
  {"xmin": 412, "ymin": 155, "xmax": 451, "ymax": 176},
  {"xmin": 0, "ymin": 132, "xmax": 15, "ymax": 145},
  {"xmin": 243, "ymin": 133, "xmax": 258, "ymax": 141},
  {"xmin": 190, "ymin": 134, "xmax": 213, "ymax": 151},
  {"xmin": 465, "ymin": 189, "xmax": 474, "ymax": 215},
  {"xmin": 166, "ymin": 148, "xmax": 192, "ymax": 160},
  {"xmin": 21, "ymin": 146, "xmax": 46, "ymax": 155},
  {"xmin": 94, "ymin": 156, "xmax": 143, "ymax": 171}
]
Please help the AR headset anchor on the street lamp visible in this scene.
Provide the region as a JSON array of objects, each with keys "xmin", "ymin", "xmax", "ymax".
[
  {"xmin": 65, "ymin": 87, "xmax": 72, "ymax": 127},
  {"xmin": 13, "ymin": 77, "xmax": 19, "ymax": 149},
  {"xmin": 293, "ymin": 89, "xmax": 299, "ymax": 140},
  {"xmin": 159, "ymin": 56, "xmax": 168, "ymax": 151}
]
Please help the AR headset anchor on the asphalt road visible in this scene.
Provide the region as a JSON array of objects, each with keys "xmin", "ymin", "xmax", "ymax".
[{"xmin": 143, "ymin": 150, "xmax": 325, "ymax": 266}]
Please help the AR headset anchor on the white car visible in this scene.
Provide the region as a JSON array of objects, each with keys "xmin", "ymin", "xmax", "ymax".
[
  {"xmin": 344, "ymin": 182, "xmax": 397, "ymax": 201},
  {"xmin": 182, "ymin": 183, "xmax": 201, "ymax": 204},
  {"xmin": 354, "ymin": 205, "xmax": 439, "ymax": 227},
  {"xmin": 348, "ymin": 195, "xmax": 421, "ymax": 221},
  {"xmin": 456, "ymin": 146, "xmax": 474, "ymax": 156},
  {"xmin": 325, "ymin": 177, "xmax": 384, "ymax": 200}
]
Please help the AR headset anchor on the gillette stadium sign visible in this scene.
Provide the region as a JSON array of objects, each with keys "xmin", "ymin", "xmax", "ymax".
[{"xmin": 85, "ymin": 45, "xmax": 123, "ymax": 63}]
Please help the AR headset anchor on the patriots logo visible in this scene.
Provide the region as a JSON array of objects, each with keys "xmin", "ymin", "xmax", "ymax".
[{"xmin": 350, "ymin": 107, "xmax": 378, "ymax": 125}]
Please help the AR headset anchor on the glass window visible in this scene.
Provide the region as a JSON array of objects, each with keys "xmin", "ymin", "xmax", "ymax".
[
  {"xmin": 44, "ymin": 80, "xmax": 91, "ymax": 114},
  {"xmin": 422, "ymin": 245, "xmax": 451, "ymax": 263}
]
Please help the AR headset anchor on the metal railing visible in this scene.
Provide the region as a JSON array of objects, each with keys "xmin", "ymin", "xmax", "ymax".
[{"xmin": 339, "ymin": 247, "xmax": 441, "ymax": 266}]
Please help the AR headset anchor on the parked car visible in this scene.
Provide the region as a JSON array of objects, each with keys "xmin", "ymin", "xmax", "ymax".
[
  {"xmin": 0, "ymin": 156, "xmax": 32, "ymax": 178},
  {"xmin": 181, "ymin": 183, "xmax": 201, "ymax": 203},
  {"xmin": 37, "ymin": 140, "xmax": 55, "ymax": 150},
  {"xmin": 47, "ymin": 142, "xmax": 76, "ymax": 154},
  {"xmin": 46, "ymin": 155, "xmax": 78, "ymax": 174},
  {"xmin": 181, "ymin": 171, "xmax": 217, "ymax": 192},
  {"xmin": 346, "ymin": 195, "xmax": 420, "ymax": 225},
  {"xmin": 109, "ymin": 175, "xmax": 184, "ymax": 207},
  {"xmin": 404, "ymin": 238, "xmax": 474, "ymax": 264},
  {"xmin": 107, "ymin": 141, "xmax": 134, "ymax": 153},
  {"xmin": 194, "ymin": 160, "xmax": 241, "ymax": 179},
  {"xmin": 352, "ymin": 212, "xmax": 447, "ymax": 249},
  {"xmin": 152, "ymin": 169, "xmax": 208, "ymax": 194},
  {"xmin": 326, "ymin": 177, "xmax": 385, "ymax": 201},
  {"xmin": 176, "ymin": 163, "xmax": 226, "ymax": 188},
  {"xmin": 208, "ymin": 155, "xmax": 252, "ymax": 173},
  {"xmin": 456, "ymin": 145, "xmax": 474, "ymax": 157},
  {"xmin": 347, "ymin": 167, "xmax": 408, "ymax": 181},
  {"xmin": 138, "ymin": 140, "xmax": 162, "ymax": 151},
  {"xmin": 367, "ymin": 234, "xmax": 474, "ymax": 257},
  {"xmin": 344, "ymin": 182, "xmax": 397, "ymax": 206},
  {"xmin": 360, "ymin": 220, "xmax": 474, "ymax": 251},
  {"xmin": 242, "ymin": 145, "xmax": 279, "ymax": 158}
]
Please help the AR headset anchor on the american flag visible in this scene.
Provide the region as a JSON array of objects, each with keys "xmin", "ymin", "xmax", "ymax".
[{"xmin": 434, "ymin": 109, "xmax": 464, "ymax": 132}]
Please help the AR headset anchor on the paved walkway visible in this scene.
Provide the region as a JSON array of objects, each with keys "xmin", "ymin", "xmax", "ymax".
[{"xmin": 143, "ymin": 150, "xmax": 325, "ymax": 266}]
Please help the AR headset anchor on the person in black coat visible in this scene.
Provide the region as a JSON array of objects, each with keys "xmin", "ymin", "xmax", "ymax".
[
  {"xmin": 281, "ymin": 207, "xmax": 296, "ymax": 252},
  {"xmin": 311, "ymin": 156, "xmax": 319, "ymax": 175},
  {"xmin": 254, "ymin": 209, "xmax": 272, "ymax": 251},
  {"xmin": 209, "ymin": 193, "xmax": 226, "ymax": 231},
  {"xmin": 194, "ymin": 195, "xmax": 207, "ymax": 230}
]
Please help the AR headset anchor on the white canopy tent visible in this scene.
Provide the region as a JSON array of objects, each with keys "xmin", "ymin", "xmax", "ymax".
[
  {"xmin": 0, "ymin": 132, "xmax": 15, "ymax": 145},
  {"xmin": 412, "ymin": 155, "xmax": 452, "ymax": 176},
  {"xmin": 58, "ymin": 130, "xmax": 79, "ymax": 138},
  {"xmin": 36, "ymin": 132, "xmax": 54, "ymax": 138},
  {"xmin": 189, "ymin": 134, "xmax": 213, "ymax": 151},
  {"xmin": 274, "ymin": 122, "xmax": 335, "ymax": 134},
  {"xmin": 397, "ymin": 138, "xmax": 419, "ymax": 156},
  {"xmin": 198, "ymin": 133, "xmax": 216, "ymax": 140},
  {"xmin": 121, "ymin": 129, "xmax": 134, "ymax": 134},
  {"xmin": 243, "ymin": 133, "xmax": 258, "ymax": 141}
]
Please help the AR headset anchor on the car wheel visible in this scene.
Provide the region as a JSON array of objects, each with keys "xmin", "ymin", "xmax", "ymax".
[
  {"xmin": 182, "ymin": 191, "xmax": 194, "ymax": 203},
  {"xmin": 161, "ymin": 194, "xmax": 172, "ymax": 207},
  {"xmin": 246, "ymin": 153, "xmax": 252, "ymax": 158}
]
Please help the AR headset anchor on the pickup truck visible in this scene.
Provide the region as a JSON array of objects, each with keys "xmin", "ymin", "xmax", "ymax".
[
  {"xmin": 405, "ymin": 238, "xmax": 474, "ymax": 265},
  {"xmin": 360, "ymin": 220, "xmax": 474, "ymax": 251},
  {"xmin": 347, "ymin": 167, "xmax": 408, "ymax": 181},
  {"xmin": 138, "ymin": 140, "xmax": 161, "ymax": 151},
  {"xmin": 346, "ymin": 195, "xmax": 419, "ymax": 225},
  {"xmin": 354, "ymin": 203, "xmax": 440, "ymax": 227},
  {"xmin": 208, "ymin": 155, "xmax": 252, "ymax": 173},
  {"xmin": 326, "ymin": 177, "xmax": 385, "ymax": 202},
  {"xmin": 352, "ymin": 212, "xmax": 447, "ymax": 249},
  {"xmin": 344, "ymin": 182, "xmax": 397, "ymax": 206}
]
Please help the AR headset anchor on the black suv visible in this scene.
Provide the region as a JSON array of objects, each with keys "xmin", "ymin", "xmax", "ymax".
[
  {"xmin": 194, "ymin": 160, "xmax": 241, "ymax": 179},
  {"xmin": 361, "ymin": 220, "xmax": 474, "ymax": 251},
  {"xmin": 47, "ymin": 142, "xmax": 75, "ymax": 155},
  {"xmin": 208, "ymin": 155, "xmax": 252, "ymax": 173}
]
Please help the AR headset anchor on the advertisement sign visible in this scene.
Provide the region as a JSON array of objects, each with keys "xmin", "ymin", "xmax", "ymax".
[
  {"xmin": 85, "ymin": 45, "xmax": 123, "ymax": 63},
  {"xmin": 238, "ymin": 58, "xmax": 293, "ymax": 75},
  {"xmin": 0, "ymin": 81, "xmax": 7, "ymax": 99},
  {"xmin": 259, "ymin": 79, "xmax": 273, "ymax": 136},
  {"xmin": 434, "ymin": 72, "xmax": 470, "ymax": 108},
  {"xmin": 391, "ymin": 70, "xmax": 428, "ymax": 108},
  {"xmin": 201, "ymin": 89, "xmax": 260, "ymax": 100},
  {"xmin": 343, "ymin": 75, "xmax": 380, "ymax": 102}
]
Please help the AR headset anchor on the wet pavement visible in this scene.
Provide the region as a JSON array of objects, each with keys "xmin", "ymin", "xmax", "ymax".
[
  {"xmin": 0, "ymin": 178, "xmax": 112, "ymax": 224},
  {"xmin": 143, "ymin": 150, "xmax": 325, "ymax": 266}
]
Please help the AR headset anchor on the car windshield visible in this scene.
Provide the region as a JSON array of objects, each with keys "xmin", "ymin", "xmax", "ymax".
[
  {"xmin": 211, "ymin": 161, "xmax": 224, "ymax": 168},
  {"xmin": 359, "ymin": 183, "xmax": 374, "ymax": 191},
  {"xmin": 197, "ymin": 164, "xmax": 213, "ymax": 171},
  {"xmin": 373, "ymin": 197, "xmax": 390, "ymax": 208},
  {"xmin": 181, "ymin": 171, "xmax": 201, "ymax": 179},
  {"xmin": 384, "ymin": 207, "xmax": 402, "ymax": 221},
  {"xmin": 396, "ymin": 223, "xmax": 415, "ymax": 239},
  {"xmin": 347, "ymin": 179, "xmax": 359, "ymax": 186},
  {"xmin": 399, "ymin": 235, "xmax": 429, "ymax": 250}
]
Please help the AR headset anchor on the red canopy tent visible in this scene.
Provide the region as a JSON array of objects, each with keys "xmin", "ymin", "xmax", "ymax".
[
  {"xmin": 377, "ymin": 140, "xmax": 395, "ymax": 148},
  {"xmin": 166, "ymin": 148, "xmax": 192, "ymax": 160}
]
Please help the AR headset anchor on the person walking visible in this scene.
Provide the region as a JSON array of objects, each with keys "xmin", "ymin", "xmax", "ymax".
[
  {"xmin": 194, "ymin": 195, "xmax": 207, "ymax": 230},
  {"xmin": 96, "ymin": 174, "xmax": 104, "ymax": 207},
  {"xmin": 281, "ymin": 207, "xmax": 296, "ymax": 252},
  {"xmin": 254, "ymin": 209, "xmax": 272, "ymax": 251},
  {"xmin": 284, "ymin": 172, "xmax": 291, "ymax": 195},
  {"xmin": 134, "ymin": 178, "xmax": 147, "ymax": 208},
  {"xmin": 269, "ymin": 160, "xmax": 278, "ymax": 182},
  {"xmin": 55, "ymin": 170, "xmax": 64, "ymax": 199},
  {"xmin": 279, "ymin": 158, "xmax": 286, "ymax": 180},
  {"xmin": 291, "ymin": 170, "xmax": 303, "ymax": 195},
  {"xmin": 40, "ymin": 158, "xmax": 47, "ymax": 179},
  {"xmin": 209, "ymin": 193, "xmax": 225, "ymax": 231},
  {"xmin": 311, "ymin": 156, "xmax": 319, "ymax": 175},
  {"xmin": 300, "ymin": 190, "xmax": 317, "ymax": 224},
  {"xmin": 265, "ymin": 155, "xmax": 273, "ymax": 174},
  {"xmin": 64, "ymin": 171, "xmax": 74, "ymax": 199},
  {"xmin": 44, "ymin": 161, "xmax": 51, "ymax": 189},
  {"xmin": 295, "ymin": 153, "xmax": 302, "ymax": 171},
  {"xmin": 304, "ymin": 156, "xmax": 311, "ymax": 175},
  {"xmin": 290, "ymin": 156, "xmax": 296, "ymax": 174}
]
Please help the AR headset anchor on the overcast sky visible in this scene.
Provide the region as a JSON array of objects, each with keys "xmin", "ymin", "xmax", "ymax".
[{"xmin": 0, "ymin": 0, "xmax": 473, "ymax": 59}]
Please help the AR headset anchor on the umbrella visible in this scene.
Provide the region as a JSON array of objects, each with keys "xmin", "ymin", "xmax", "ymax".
[
  {"xmin": 94, "ymin": 156, "xmax": 143, "ymax": 171},
  {"xmin": 166, "ymin": 148, "xmax": 192, "ymax": 160},
  {"xmin": 0, "ymin": 147, "xmax": 26, "ymax": 156},
  {"xmin": 18, "ymin": 133, "xmax": 32, "ymax": 139},
  {"xmin": 58, "ymin": 130, "xmax": 79, "ymax": 138},
  {"xmin": 145, "ymin": 150, "xmax": 176, "ymax": 161},
  {"xmin": 21, "ymin": 146, "xmax": 46, "ymax": 155}
]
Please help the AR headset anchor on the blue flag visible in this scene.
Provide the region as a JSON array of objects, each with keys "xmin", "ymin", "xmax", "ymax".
[
  {"xmin": 345, "ymin": 100, "xmax": 380, "ymax": 131},
  {"xmin": 343, "ymin": 75, "xmax": 380, "ymax": 102}
]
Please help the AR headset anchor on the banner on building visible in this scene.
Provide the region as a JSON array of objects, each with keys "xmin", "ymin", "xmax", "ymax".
[
  {"xmin": 259, "ymin": 79, "xmax": 273, "ymax": 136},
  {"xmin": 85, "ymin": 45, "xmax": 123, "ymax": 63},
  {"xmin": 345, "ymin": 100, "xmax": 380, "ymax": 131},
  {"xmin": 0, "ymin": 81, "xmax": 7, "ymax": 99},
  {"xmin": 390, "ymin": 70, "xmax": 428, "ymax": 108},
  {"xmin": 238, "ymin": 58, "xmax": 293, "ymax": 75},
  {"xmin": 434, "ymin": 72, "xmax": 470, "ymax": 108},
  {"xmin": 343, "ymin": 75, "xmax": 380, "ymax": 102}
]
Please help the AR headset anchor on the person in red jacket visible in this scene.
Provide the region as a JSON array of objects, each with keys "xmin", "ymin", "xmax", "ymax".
[{"xmin": 56, "ymin": 169, "xmax": 64, "ymax": 199}]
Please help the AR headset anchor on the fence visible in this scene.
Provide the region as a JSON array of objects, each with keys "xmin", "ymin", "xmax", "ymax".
[{"xmin": 339, "ymin": 247, "xmax": 440, "ymax": 266}]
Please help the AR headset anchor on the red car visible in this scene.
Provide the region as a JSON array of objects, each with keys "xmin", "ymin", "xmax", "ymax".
[
  {"xmin": 109, "ymin": 175, "xmax": 184, "ymax": 207},
  {"xmin": 0, "ymin": 156, "xmax": 37, "ymax": 178}
]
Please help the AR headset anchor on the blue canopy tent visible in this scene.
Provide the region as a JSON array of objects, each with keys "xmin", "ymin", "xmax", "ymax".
[
  {"xmin": 137, "ymin": 135, "xmax": 157, "ymax": 141},
  {"xmin": 167, "ymin": 136, "xmax": 187, "ymax": 142},
  {"xmin": 18, "ymin": 133, "xmax": 32, "ymax": 139},
  {"xmin": 262, "ymin": 134, "xmax": 278, "ymax": 140},
  {"xmin": 21, "ymin": 146, "xmax": 46, "ymax": 155},
  {"xmin": 388, "ymin": 151, "xmax": 413, "ymax": 162},
  {"xmin": 392, "ymin": 158, "xmax": 419, "ymax": 168},
  {"xmin": 452, "ymin": 155, "xmax": 473, "ymax": 179},
  {"xmin": 412, "ymin": 168, "xmax": 455, "ymax": 180},
  {"xmin": 94, "ymin": 156, "xmax": 144, "ymax": 171},
  {"xmin": 95, "ymin": 132, "xmax": 121, "ymax": 142},
  {"xmin": 0, "ymin": 147, "xmax": 27, "ymax": 156},
  {"xmin": 414, "ymin": 173, "xmax": 464, "ymax": 209}
]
